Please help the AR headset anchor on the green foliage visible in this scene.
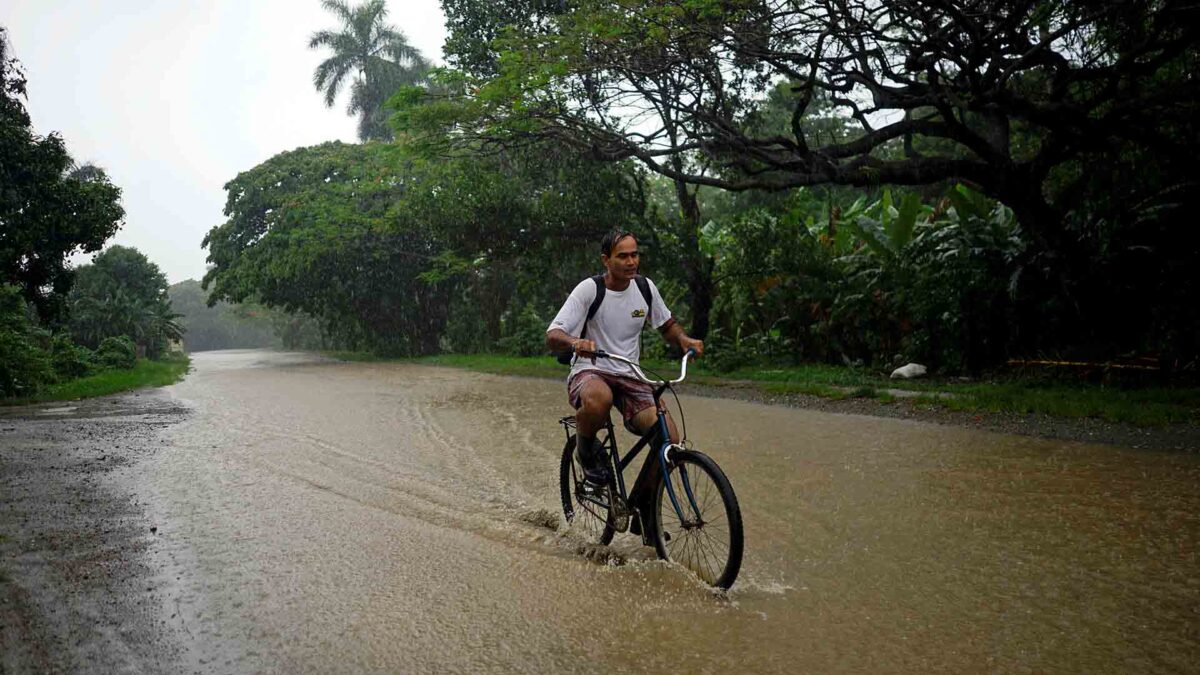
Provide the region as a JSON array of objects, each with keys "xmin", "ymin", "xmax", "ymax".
[
  {"xmin": 68, "ymin": 246, "xmax": 180, "ymax": 357},
  {"xmin": 202, "ymin": 139, "xmax": 647, "ymax": 357},
  {"xmin": 202, "ymin": 142, "xmax": 452, "ymax": 355},
  {"xmin": 441, "ymin": 292, "xmax": 490, "ymax": 354},
  {"xmin": 703, "ymin": 185, "xmax": 1021, "ymax": 373},
  {"xmin": 50, "ymin": 332, "xmax": 93, "ymax": 380},
  {"xmin": 497, "ymin": 303, "xmax": 546, "ymax": 357},
  {"xmin": 420, "ymin": 0, "xmax": 1200, "ymax": 373},
  {"xmin": 0, "ymin": 284, "xmax": 53, "ymax": 397},
  {"xmin": 271, "ymin": 312, "xmax": 328, "ymax": 350},
  {"xmin": 4, "ymin": 353, "xmax": 190, "ymax": 406},
  {"xmin": 1, "ymin": 29, "xmax": 124, "ymax": 322},
  {"xmin": 96, "ymin": 335, "xmax": 136, "ymax": 370}
]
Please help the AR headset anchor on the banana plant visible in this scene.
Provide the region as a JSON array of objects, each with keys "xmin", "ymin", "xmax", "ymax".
[{"xmin": 841, "ymin": 189, "xmax": 928, "ymax": 262}]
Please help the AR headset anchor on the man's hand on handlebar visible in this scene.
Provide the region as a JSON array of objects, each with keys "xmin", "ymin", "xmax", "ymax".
[
  {"xmin": 572, "ymin": 338, "xmax": 599, "ymax": 359},
  {"xmin": 679, "ymin": 336, "xmax": 704, "ymax": 358}
]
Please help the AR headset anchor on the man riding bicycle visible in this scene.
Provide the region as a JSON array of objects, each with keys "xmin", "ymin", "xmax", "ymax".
[{"xmin": 545, "ymin": 229, "xmax": 704, "ymax": 487}]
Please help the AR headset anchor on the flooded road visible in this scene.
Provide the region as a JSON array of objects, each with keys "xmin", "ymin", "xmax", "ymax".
[{"xmin": 136, "ymin": 350, "xmax": 1198, "ymax": 671}]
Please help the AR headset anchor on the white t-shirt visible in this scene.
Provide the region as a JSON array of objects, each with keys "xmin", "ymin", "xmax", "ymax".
[{"xmin": 546, "ymin": 277, "xmax": 673, "ymax": 380}]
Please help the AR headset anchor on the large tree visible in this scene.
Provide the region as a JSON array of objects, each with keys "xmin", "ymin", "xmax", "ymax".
[
  {"xmin": 438, "ymin": 0, "xmax": 734, "ymax": 338},
  {"xmin": 0, "ymin": 27, "xmax": 124, "ymax": 322},
  {"xmin": 203, "ymin": 141, "xmax": 455, "ymax": 354},
  {"xmin": 202, "ymin": 140, "xmax": 650, "ymax": 355},
  {"xmin": 68, "ymin": 245, "xmax": 181, "ymax": 356},
  {"xmin": 410, "ymin": 0, "xmax": 1199, "ymax": 254},
  {"xmin": 309, "ymin": 0, "xmax": 430, "ymax": 141}
]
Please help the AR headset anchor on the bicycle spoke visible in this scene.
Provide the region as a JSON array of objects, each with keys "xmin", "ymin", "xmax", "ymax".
[
  {"xmin": 561, "ymin": 436, "xmax": 619, "ymax": 547},
  {"xmin": 691, "ymin": 533, "xmax": 718, "ymax": 584},
  {"xmin": 658, "ymin": 455, "xmax": 739, "ymax": 586},
  {"xmin": 572, "ymin": 457, "xmax": 610, "ymax": 536},
  {"xmin": 691, "ymin": 523, "xmax": 723, "ymax": 579},
  {"xmin": 696, "ymin": 525, "xmax": 730, "ymax": 564}
]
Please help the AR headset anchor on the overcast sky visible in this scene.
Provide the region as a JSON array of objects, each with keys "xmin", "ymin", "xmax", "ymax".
[{"xmin": 2, "ymin": 1, "xmax": 448, "ymax": 284}]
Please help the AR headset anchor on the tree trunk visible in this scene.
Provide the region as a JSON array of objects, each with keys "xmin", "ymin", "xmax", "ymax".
[
  {"xmin": 672, "ymin": 176, "xmax": 714, "ymax": 340},
  {"xmin": 996, "ymin": 177, "xmax": 1083, "ymax": 358}
]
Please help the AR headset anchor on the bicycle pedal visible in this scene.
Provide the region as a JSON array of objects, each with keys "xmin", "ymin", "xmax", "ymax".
[{"xmin": 612, "ymin": 511, "xmax": 630, "ymax": 533}]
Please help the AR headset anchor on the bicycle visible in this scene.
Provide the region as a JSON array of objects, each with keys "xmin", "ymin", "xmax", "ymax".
[{"xmin": 557, "ymin": 349, "xmax": 744, "ymax": 589}]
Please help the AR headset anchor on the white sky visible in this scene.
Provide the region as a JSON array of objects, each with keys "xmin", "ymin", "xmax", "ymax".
[{"xmin": 2, "ymin": 0, "xmax": 447, "ymax": 283}]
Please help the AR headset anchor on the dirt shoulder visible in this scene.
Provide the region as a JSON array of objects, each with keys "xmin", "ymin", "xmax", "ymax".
[
  {"xmin": 680, "ymin": 380, "xmax": 1200, "ymax": 452},
  {"xmin": 0, "ymin": 390, "xmax": 190, "ymax": 674}
]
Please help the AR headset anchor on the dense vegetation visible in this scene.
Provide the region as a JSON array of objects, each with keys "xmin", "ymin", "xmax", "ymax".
[
  {"xmin": 68, "ymin": 246, "xmax": 183, "ymax": 358},
  {"xmin": 201, "ymin": 1, "xmax": 1200, "ymax": 381},
  {"xmin": 202, "ymin": 141, "xmax": 650, "ymax": 355},
  {"xmin": 1, "ymin": 28, "xmax": 185, "ymax": 400}
]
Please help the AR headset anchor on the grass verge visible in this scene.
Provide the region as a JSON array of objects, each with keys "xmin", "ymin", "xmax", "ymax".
[
  {"xmin": 1, "ymin": 354, "xmax": 191, "ymax": 406},
  {"xmin": 326, "ymin": 352, "xmax": 1199, "ymax": 428}
]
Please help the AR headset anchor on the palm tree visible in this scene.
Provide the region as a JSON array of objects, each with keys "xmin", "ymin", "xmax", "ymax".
[
  {"xmin": 309, "ymin": 0, "xmax": 429, "ymax": 142},
  {"xmin": 145, "ymin": 302, "xmax": 184, "ymax": 357}
]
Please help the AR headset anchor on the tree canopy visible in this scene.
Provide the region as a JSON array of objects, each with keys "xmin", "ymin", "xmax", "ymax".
[
  {"xmin": 68, "ymin": 245, "xmax": 181, "ymax": 356},
  {"xmin": 0, "ymin": 27, "xmax": 125, "ymax": 322},
  {"xmin": 410, "ymin": 0, "xmax": 1200, "ymax": 246},
  {"xmin": 378, "ymin": 0, "xmax": 1200, "ymax": 369},
  {"xmin": 201, "ymin": 139, "xmax": 651, "ymax": 355}
]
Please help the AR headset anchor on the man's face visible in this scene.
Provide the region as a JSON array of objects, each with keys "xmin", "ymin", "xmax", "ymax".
[{"xmin": 602, "ymin": 235, "xmax": 640, "ymax": 282}]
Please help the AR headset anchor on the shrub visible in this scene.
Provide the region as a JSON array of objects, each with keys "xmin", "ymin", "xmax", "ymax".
[
  {"xmin": 0, "ymin": 285, "xmax": 54, "ymax": 397},
  {"xmin": 50, "ymin": 333, "xmax": 93, "ymax": 380},
  {"xmin": 0, "ymin": 330, "xmax": 53, "ymax": 397},
  {"xmin": 441, "ymin": 293, "xmax": 491, "ymax": 354},
  {"xmin": 497, "ymin": 303, "xmax": 547, "ymax": 357},
  {"xmin": 703, "ymin": 327, "xmax": 762, "ymax": 373},
  {"xmin": 96, "ymin": 335, "xmax": 137, "ymax": 369}
]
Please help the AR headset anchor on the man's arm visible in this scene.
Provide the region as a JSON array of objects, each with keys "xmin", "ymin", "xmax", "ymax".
[
  {"xmin": 546, "ymin": 328, "xmax": 597, "ymax": 357},
  {"xmin": 660, "ymin": 322, "xmax": 704, "ymax": 357}
]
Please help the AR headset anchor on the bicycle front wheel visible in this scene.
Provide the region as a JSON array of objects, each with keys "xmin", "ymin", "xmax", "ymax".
[
  {"xmin": 559, "ymin": 435, "xmax": 615, "ymax": 545},
  {"xmin": 651, "ymin": 450, "xmax": 743, "ymax": 589}
]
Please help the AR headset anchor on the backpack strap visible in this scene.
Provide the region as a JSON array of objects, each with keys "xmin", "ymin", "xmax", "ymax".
[
  {"xmin": 633, "ymin": 275, "xmax": 652, "ymax": 325},
  {"xmin": 579, "ymin": 274, "xmax": 606, "ymax": 340},
  {"xmin": 556, "ymin": 274, "xmax": 649, "ymax": 365}
]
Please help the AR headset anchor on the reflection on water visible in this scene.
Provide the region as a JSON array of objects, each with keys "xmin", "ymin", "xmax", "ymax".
[{"xmin": 144, "ymin": 350, "xmax": 1200, "ymax": 673}]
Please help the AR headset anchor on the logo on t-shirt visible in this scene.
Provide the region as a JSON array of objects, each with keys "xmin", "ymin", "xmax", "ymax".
[{"xmin": 631, "ymin": 309, "xmax": 646, "ymax": 318}]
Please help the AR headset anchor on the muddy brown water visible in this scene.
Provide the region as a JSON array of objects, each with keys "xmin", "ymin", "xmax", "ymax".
[{"xmin": 86, "ymin": 351, "xmax": 1200, "ymax": 671}]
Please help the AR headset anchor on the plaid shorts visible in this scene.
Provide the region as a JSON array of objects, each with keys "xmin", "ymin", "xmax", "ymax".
[{"xmin": 567, "ymin": 369, "xmax": 658, "ymax": 423}]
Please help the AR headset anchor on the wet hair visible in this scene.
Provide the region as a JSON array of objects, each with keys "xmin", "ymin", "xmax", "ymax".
[{"xmin": 600, "ymin": 229, "xmax": 636, "ymax": 257}]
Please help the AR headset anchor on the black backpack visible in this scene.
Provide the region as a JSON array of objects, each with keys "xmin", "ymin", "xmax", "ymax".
[{"xmin": 554, "ymin": 274, "xmax": 653, "ymax": 365}]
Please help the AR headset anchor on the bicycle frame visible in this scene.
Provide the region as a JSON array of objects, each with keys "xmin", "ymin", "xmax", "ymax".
[{"xmin": 560, "ymin": 350, "xmax": 704, "ymax": 528}]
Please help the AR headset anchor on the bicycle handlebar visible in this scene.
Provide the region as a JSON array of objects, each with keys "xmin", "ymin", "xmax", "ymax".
[{"xmin": 584, "ymin": 348, "xmax": 696, "ymax": 386}]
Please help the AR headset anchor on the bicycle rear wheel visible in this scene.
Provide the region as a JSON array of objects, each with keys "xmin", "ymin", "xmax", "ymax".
[
  {"xmin": 651, "ymin": 450, "xmax": 743, "ymax": 589},
  {"xmin": 559, "ymin": 435, "xmax": 615, "ymax": 545}
]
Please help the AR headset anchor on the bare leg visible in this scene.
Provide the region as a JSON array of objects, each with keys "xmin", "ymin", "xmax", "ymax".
[
  {"xmin": 630, "ymin": 405, "xmax": 679, "ymax": 444},
  {"xmin": 575, "ymin": 378, "xmax": 614, "ymax": 439}
]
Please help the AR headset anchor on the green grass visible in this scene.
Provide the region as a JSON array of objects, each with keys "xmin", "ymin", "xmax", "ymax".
[
  {"xmin": 1, "ymin": 354, "xmax": 191, "ymax": 406},
  {"xmin": 916, "ymin": 380, "xmax": 1200, "ymax": 426},
  {"xmin": 686, "ymin": 361, "xmax": 1199, "ymax": 425},
  {"xmin": 322, "ymin": 351, "xmax": 568, "ymax": 378},
  {"xmin": 324, "ymin": 352, "xmax": 1199, "ymax": 428}
]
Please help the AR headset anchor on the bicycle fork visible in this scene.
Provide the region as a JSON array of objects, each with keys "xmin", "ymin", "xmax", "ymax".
[{"xmin": 655, "ymin": 414, "xmax": 704, "ymax": 529}]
